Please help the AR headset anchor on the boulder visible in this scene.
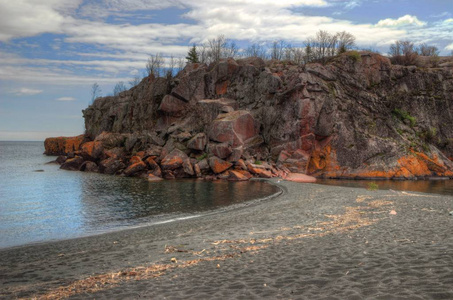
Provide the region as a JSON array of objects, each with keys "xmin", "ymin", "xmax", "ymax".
[
  {"xmin": 60, "ymin": 156, "xmax": 84, "ymax": 171},
  {"xmin": 285, "ymin": 173, "xmax": 317, "ymax": 183},
  {"xmin": 145, "ymin": 145, "xmax": 163, "ymax": 157},
  {"xmin": 209, "ymin": 156, "xmax": 233, "ymax": 174},
  {"xmin": 124, "ymin": 161, "xmax": 146, "ymax": 177},
  {"xmin": 129, "ymin": 156, "xmax": 142, "ymax": 164},
  {"xmin": 194, "ymin": 163, "xmax": 202, "ymax": 177},
  {"xmin": 80, "ymin": 161, "xmax": 99, "ymax": 172},
  {"xmin": 228, "ymin": 170, "xmax": 250, "ymax": 181},
  {"xmin": 208, "ymin": 110, "xmax": 258, "ymax": 147},
  {"xmin": 183, "ymin": 158, "xmax": 195, "ymax": 176},
  {"xmin": 246, "ymin": 162, "xmax": 273, "ymax": 178},
  {"xmin": 197, "ymin": 158, "xmax": 210, "ymax": 171},
  {"xmin": 145, "ymin": 157, "xmax": 162, "ymax": 177},
  {"xmin": 99, "ymin": 157, "xmax": 125, "ymax": 175},
  {"xmin": 80, "ymin": 141, "xmax": 104, "ymax": 161},
  {"xmin": 171, "ymin": 66, "xmax": 206, "ymax": 102},
  {"xmin": 197, "ymin": 98, "xmax": 238, "ymax": 122},
  {"xmin": 146, "ymin": 174, "xmax": 163, "ymax": 181},
  {"xmin": 161, "ymin": 149, "xmax": 188, "ymax": 170},
  {"xmin": 94, "ymin": 132, "xmax": 125, "ymax": 149},
  {"xmin": 163, "ymin": 170, "xmax": 175, "ymax": 179},
  {"xmin": 235, "ymin": 159, "xmax": 247, "ymax": 170},
  {"xmin": 44, "ymin": 135, "xmax": 84, "ymax": 156},
  {"xmin": 56, "ymin": 155, "xmax": 67, "ymax": 164},
  {"xmin": 208, "ymin": 142, "xmax": 232, "ymax": 159},
  {"xmin": 187, "ymin": 133, "xmax": 207, "ymax": 151},
  {"xmin": 103, "ymin": 147, "xmax": 126, "ymax": 159},
  {"xmin": 236, "ymin": 57, "xmax": 265, "ymax": 69},
  {"xmin": 228, "ymin": 146, "xmax": 243, "ymax": 162},
  {"xmin": 158, "ymin": 94, "xmax": 188, "ymax": 116}
]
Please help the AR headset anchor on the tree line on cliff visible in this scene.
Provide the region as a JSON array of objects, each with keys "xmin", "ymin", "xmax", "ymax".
[{"xmin": 93, "ymin": 30, "xmax": 442, "ymax": 102}]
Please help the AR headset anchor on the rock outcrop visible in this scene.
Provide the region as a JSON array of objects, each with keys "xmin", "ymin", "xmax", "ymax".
[
  {"xmin": 44, "ymin": 135, "xmax": 85, "ymax": 155},
  {"xmin": 45, "ymin": 52, "xmax": 453, "ymax": 180}
]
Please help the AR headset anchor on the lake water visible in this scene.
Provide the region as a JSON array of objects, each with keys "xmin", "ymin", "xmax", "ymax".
[
  {"xmin": 0, "ymin": 141, "xmax": 280, "ymax": 249},
  {"xmin": 316, "ymin": 178, "xmax": 453, "ymax": 196}
]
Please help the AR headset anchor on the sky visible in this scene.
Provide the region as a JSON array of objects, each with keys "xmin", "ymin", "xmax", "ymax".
[{"xmin": 0, "ymin": 0, "xmax": 452, "ymax": 141}]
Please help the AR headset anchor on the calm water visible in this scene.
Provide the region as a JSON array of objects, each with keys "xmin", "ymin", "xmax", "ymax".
[
  {"xmin": 0, "ymin": 142, "xmax": 280, "ymax": 249},
  {"xmin": 316, "ymin": 179, "xmax": 453, "ymax": 196}
]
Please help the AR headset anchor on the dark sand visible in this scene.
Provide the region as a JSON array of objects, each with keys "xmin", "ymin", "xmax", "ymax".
[{"xmin": 1, "ymin": 180, "xmax": 453, "ymax": 299}]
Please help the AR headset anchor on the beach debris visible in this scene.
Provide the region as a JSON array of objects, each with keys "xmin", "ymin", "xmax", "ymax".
[
  {"xmin": 217, "ymin": 264, "xmax": 220, "ymax": 268},
  {"xmin": 171, "ymin": 258, "xmax": 177, "ymax": 263},
  {"xmin": 389, "ymin": 210, "xmax": 397, "ymax": 215},
  {"xmin": 449, "ymin": 211, "xmax": 453, "ymax": 216}
]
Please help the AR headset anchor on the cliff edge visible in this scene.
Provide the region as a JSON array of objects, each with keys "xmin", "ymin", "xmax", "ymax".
[{"xmin": 45, "ymin": 52, "xmax": 453, "ymax": 180}]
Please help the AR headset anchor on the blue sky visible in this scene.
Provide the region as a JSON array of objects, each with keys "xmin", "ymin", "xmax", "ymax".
[{"xmin": 0, "ymin": 0, "xmax": 452, "ymax": 141}]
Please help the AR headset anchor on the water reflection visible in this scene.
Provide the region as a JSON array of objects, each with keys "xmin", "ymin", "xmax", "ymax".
[
  {"xmin": 316, "ymin": 179, "xmax": 453, "ymax": 196},
  {"xmin": 78, "ymin": 178, "xmax": 279, "ymax": 231}
]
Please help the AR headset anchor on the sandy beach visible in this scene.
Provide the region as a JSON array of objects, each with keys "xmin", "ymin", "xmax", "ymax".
[{"xmin": 1, "ymin": 180, "xmax": 453, "ymax": 299}]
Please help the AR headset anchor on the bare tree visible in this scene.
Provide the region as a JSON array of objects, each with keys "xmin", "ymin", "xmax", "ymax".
[
  {"xmin": 176, "ymin": 57, "xmax": 185, "ymax": 73},
  {"xmin": 270, "ymin": 40, "xmax": 286, "ymax": 60},
  {"xmin": 315, "ymin": 30, "xmax": 331, "ymax": 61},
  {"xmin": 389, "ymin": 40, "xmax": 418, "ymax": 65},
  {"xmin": 90, "ymin": 82, "xmax": 102, "ymax": 104},
  {"xmin": 304, "ymin": 39, "xmax": 315, "ymax": 63},
  {"xmin": 197, "ymin": 43, "xmax": 209, "ymax": 64},
  {"xmin": 283, "ymin": 43, "xmax": 293, "ymax": 61},
  {"xmin": 337, "ymin": 31, "xmax": 356, "ymax": 54},
  {"xmin": 146, "ymin": 53, "xmax": 164, "ymax": 77},
  {"xmin": 244, "ymin": 43, "xmax": 267, "ymax": 59},
  {"xmin": 223, "ymin": 40, "xmax": 239, "ymax": 58},
  {"xmin": 418, "ymin": 43, "xmax": 439, "ymax": 56},
  {"xmin": 113, "ymin": 81, "xmax": 127, "ymax": 96},
  {"xmin": 164, "ymin": 55, "xmax": 176, "ymax": 78},
  {"xmin": 292, "ymin": 47, "xmax": 305, "ymax": 64},
  {"xmin": 129, "ymin": 76, "xmax": 141, "ymax": 88},
  {"xmin": 207, "ymin": 35, "xmax": 227, "ymax": 63}
]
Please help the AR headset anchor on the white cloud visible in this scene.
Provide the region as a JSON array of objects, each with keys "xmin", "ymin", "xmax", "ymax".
[
  {"xmin": 376, "ymin": 15, "xmax": 427, "ymax": 27},
  {"xmin": 56, "ymin": 97, "xmax": 76, "ymax": 101},
  {"xmin": 430, "ymin": 12, "xmax": 451, "ymax": 18},
  {"xmin": 0, "ymin": 0, "xmax": 82, "ymax": 41},
  {"xmin": 445, "ymin": 43, "xmax": 453, "ymax": 51},
  {"xmin": 13, "ymin": 88, "xmax": 43, "ymax": 96}
]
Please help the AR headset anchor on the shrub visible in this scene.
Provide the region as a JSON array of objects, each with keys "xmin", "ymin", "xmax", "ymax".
[
  {"xmin": 347, "ymin": 50, "xmax": 361, "ymax": 62},
  {"xmin": 196, "ymin": 153, "xmax": 207, "ymax": 161},
  {"xmin": 392, "ymin": 109, "xmax": 416, "ymax": 127}
]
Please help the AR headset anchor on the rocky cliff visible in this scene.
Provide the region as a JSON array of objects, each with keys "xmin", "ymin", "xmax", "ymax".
[{"xmin": 46, "ymin": 52, "xmax": 453, "ymax": 180}]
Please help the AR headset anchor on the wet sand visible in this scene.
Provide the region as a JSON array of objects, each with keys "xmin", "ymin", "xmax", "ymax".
[{"xmin": 1, "ymin": 180, "xmax": 453, "ymax": 299}]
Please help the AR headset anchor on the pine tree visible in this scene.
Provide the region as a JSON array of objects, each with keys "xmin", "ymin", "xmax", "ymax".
[{"xmin": 186, "ymin": 44, "xmax": 199, "ymax": 63}]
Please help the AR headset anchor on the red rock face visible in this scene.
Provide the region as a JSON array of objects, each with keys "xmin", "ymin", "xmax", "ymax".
[
  {"xmin": 208, "ymin": 111, "xmax": 258, "ymax": 147},
  {"xmin": 160, "ymin": 149, "xmax": 188, "ymax": 170},
  {"xmin": 208, "ymin": 156, "xmax": 233, "ymax": 174},
  {"xmin": 129, "ymin": 156, "xmax": 142, "ymax": 165},
  {"xmin": 80, "ymin": 141, "xmax": 104, "ymax": 161},
  {"xmin": 158, "ymin": 95, "xmax": 188, "ymax": 116},
  {"xmin": 228, "ymin": 170, "xmax": 249, "ymax": 181},
  {"xmin": 44, "ymin": 135, "xmax": 84, "ymax": 155},
  {"xmin": 124, "ymin": 161, "xmax": 146, "ymax": 176}
]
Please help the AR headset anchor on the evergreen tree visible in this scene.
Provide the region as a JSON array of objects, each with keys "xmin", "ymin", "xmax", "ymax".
[{"xmin": 186, "ymin": 44, "xmax": 199, "ymax": 63}]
